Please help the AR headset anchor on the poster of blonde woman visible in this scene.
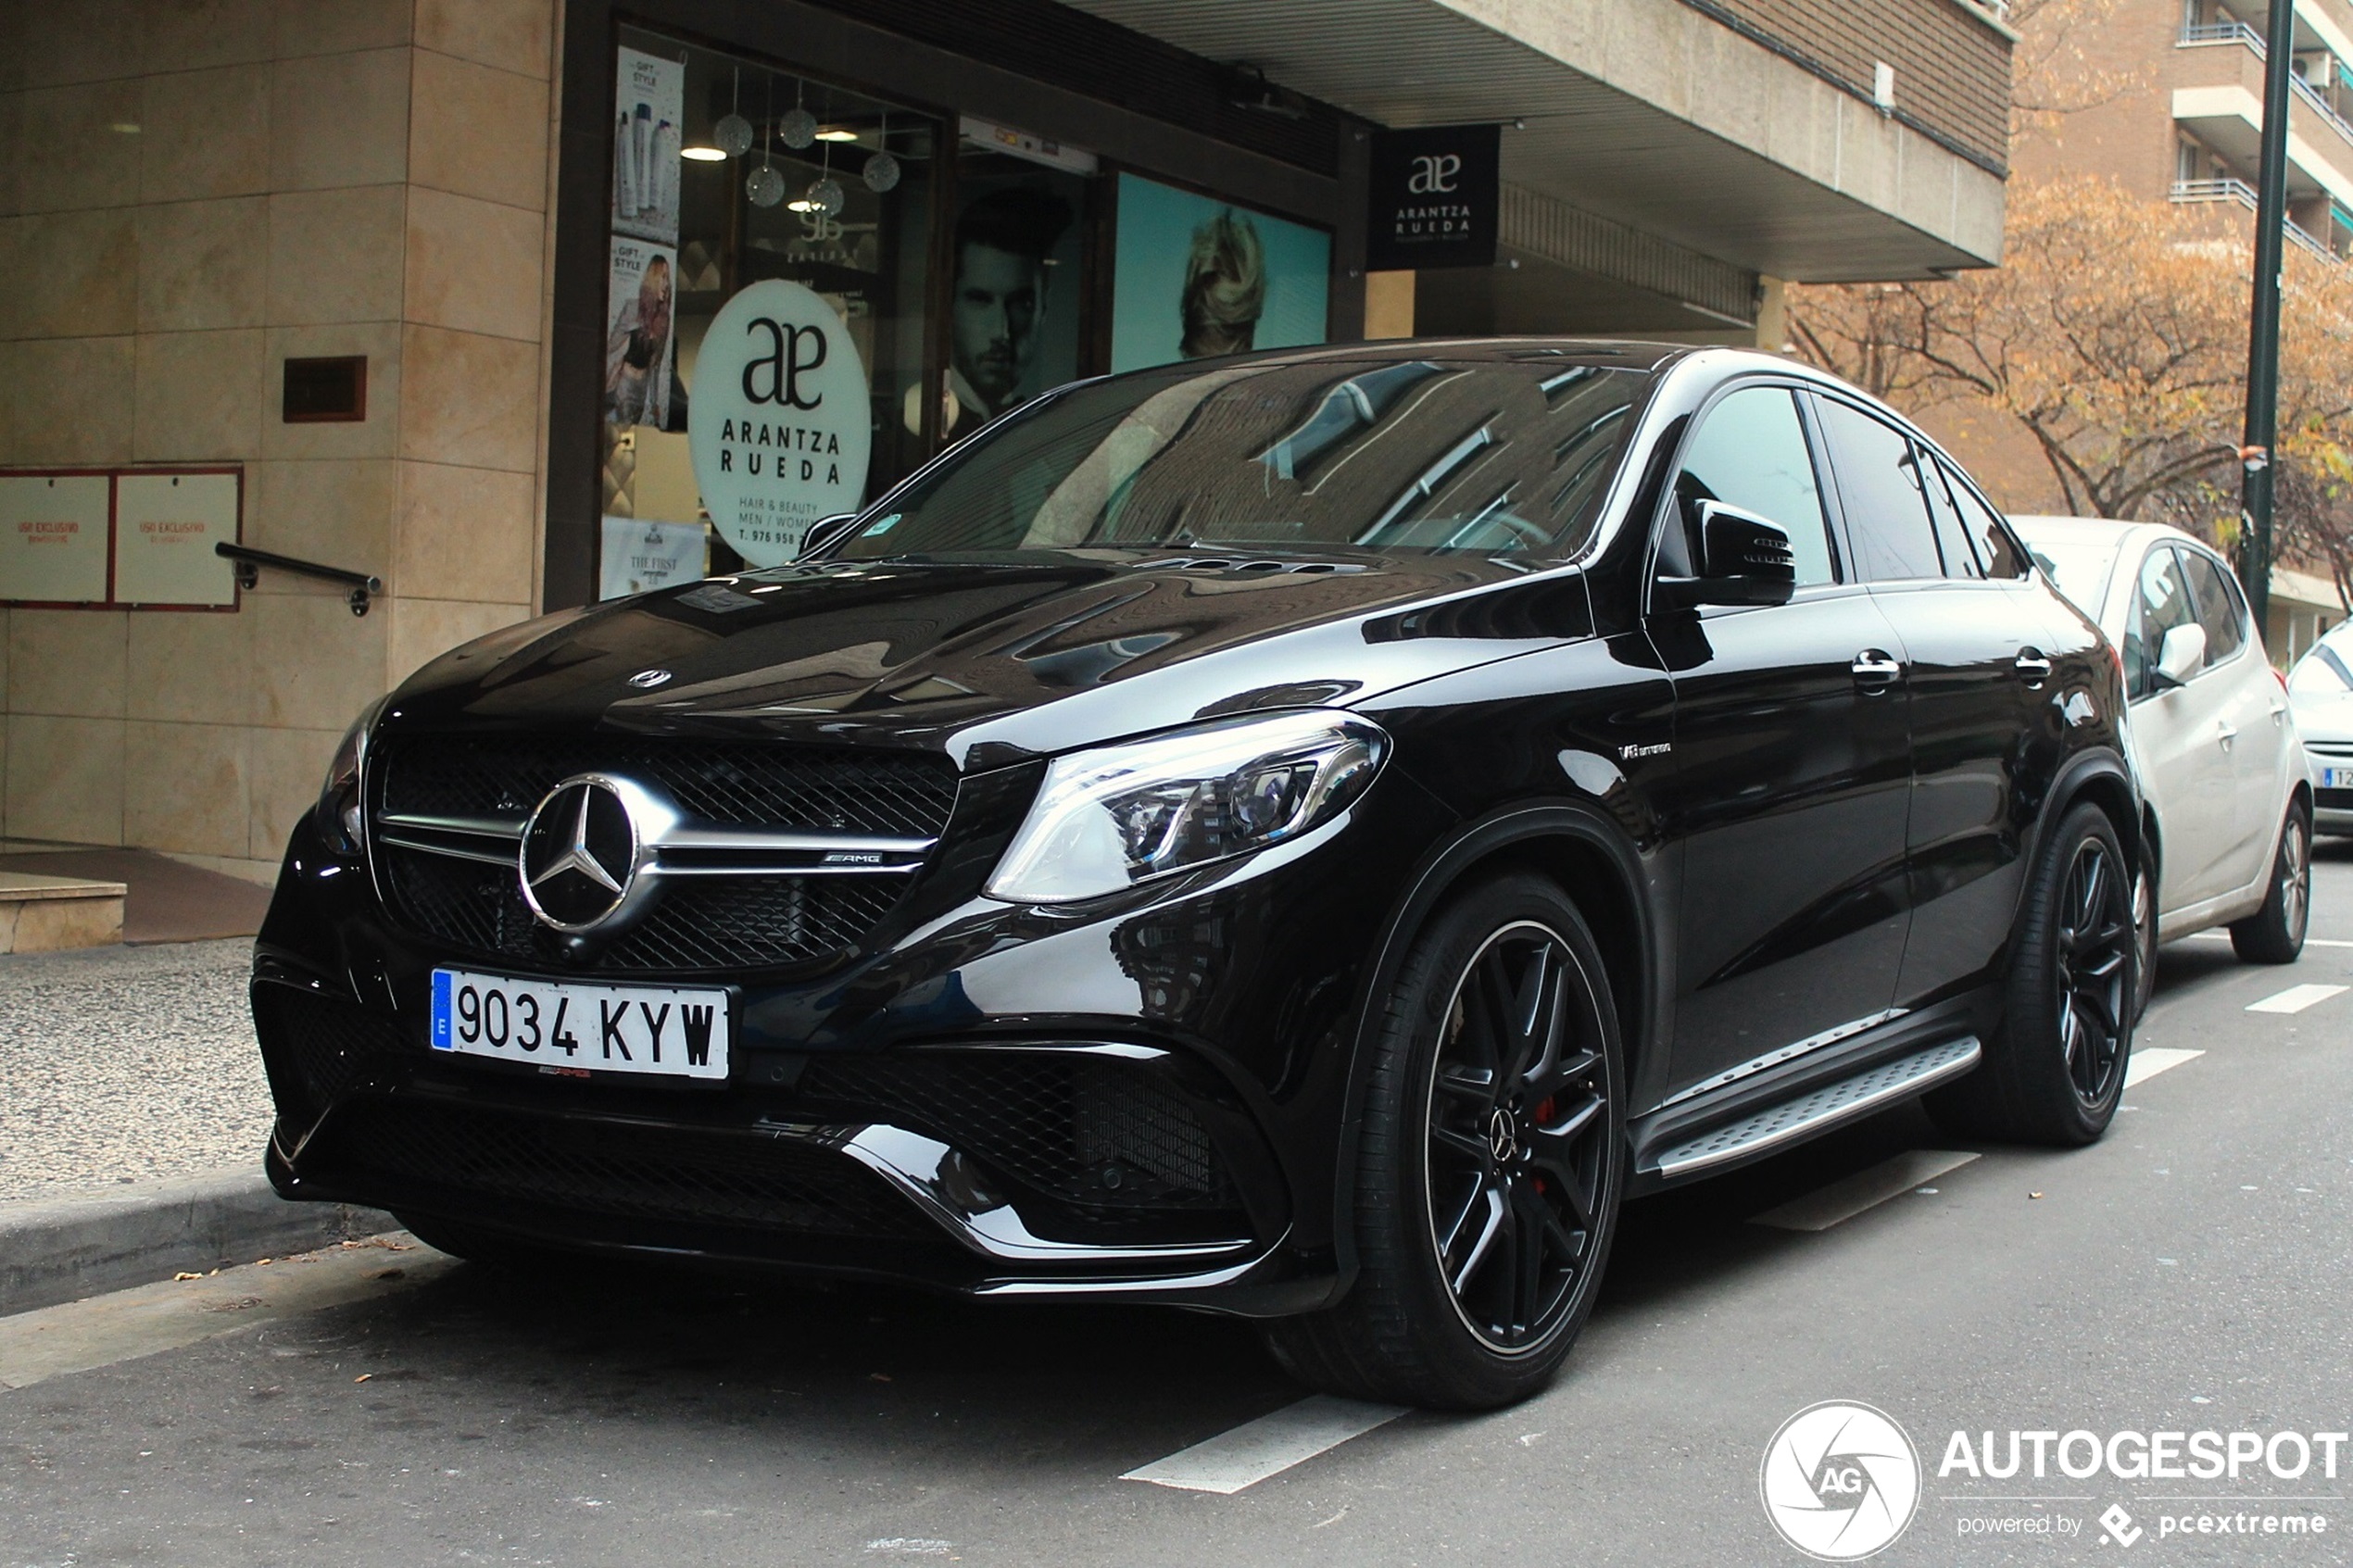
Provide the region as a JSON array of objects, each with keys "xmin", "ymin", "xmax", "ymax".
[
  {"xmin": 604, "ymin": 237, "xmax": 677, "ymax": 430},
  {"xmin": 1109, "ymin": 172, "xmax": 1330, "ymax": 372}
]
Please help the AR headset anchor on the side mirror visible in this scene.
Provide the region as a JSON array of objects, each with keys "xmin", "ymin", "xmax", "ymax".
[
  {"xmin": 1657, "ymin": 501, "xmax": 1797, "ymax": 609},
  {"xmin": 796, "ymin": 512, "xmax": 862, "ymax": 561},
  {"xmin": 2155, "ymin": 622, "xmax": 2207, "ymax": 689}
]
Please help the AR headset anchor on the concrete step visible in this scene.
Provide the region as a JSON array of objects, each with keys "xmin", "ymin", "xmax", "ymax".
[{"xmin": 0, "ymin": 872, "xmax": 127, "ymax": 953}]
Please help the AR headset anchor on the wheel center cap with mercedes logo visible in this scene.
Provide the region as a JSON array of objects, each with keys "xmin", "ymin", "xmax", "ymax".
[{"xmin": 519, "ymin": 774, "xmax": 642, "ymax": 931}]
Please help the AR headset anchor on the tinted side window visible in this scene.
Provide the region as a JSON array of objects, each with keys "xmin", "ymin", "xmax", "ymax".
[
  {"xmin": 1813, "ymin": 399, "xmax": 1943, "ymax": 581},
  {"xmin": 1940, "ymin": 459, "xmax": 2028, "ymax": 578},
  {"xmin": 2179, "ymin": 549, "xmax": 2248, "ymax": 666},
  {"xmin": 1921, "ymin": 459, "xmax": 1984, "ymax": 579},
  {"xmin": 1667, "ymin": 386, "xmax": 1835, "ymax": 586},
  {"xmin": 2125, "ymin": 545, "xmax": 2199, "ymax": 700}
]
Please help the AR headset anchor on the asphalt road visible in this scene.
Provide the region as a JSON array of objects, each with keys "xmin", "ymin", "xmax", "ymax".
[{"xmin": 7, "ymin": 851, "xmax": 2353, "ymax": 1566}]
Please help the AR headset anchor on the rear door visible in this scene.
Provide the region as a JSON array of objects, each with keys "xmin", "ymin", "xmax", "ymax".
[
  {"xmin": 2178, "ymin": 546, "xmax": 2288, "ymax": 895},
  {"xmin": 1809, "ymin": 396, "xmax": 2056, "ymax": 1007},
  {"xmin": 1646, "ymin": 383, "xmax": 1914, "ymax": 1096}
]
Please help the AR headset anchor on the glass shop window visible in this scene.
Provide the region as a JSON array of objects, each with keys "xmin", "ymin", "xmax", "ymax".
[{"xmin": 601, "ymin": 28, "xmax": 938, "ymax": 584}]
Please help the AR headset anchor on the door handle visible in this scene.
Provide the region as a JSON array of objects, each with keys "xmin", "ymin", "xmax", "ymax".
[
  {"xmin": 1852, "ymin": 650, "xmax": 1903, "ymax": 691},
  {"xmin": 2217, "ymin": 719, "xmax": 2238, "ymax": 747},
  {"xmin": 2015, "ymin": 649, "xmax": 2053, "ymax": 686}
]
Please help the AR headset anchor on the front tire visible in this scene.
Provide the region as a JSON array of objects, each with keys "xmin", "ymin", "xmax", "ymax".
[
  {"xmin": 1928, "ymin": 803, "xmax": 2133, "ymax": 1147},
  {"xmin": 1265, "ymin": 874, "xmax": 1625, "ymax": 1410},
  {"xmin": 2230, "ymin": 804, "xmax": 2310, "ymax": 964},
  {"xmin": 2130, "ymin": 837, "xmax": 2158, "ymax": 1023}
]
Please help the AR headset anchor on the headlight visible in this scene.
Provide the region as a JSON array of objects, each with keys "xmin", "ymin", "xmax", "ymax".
[
  {"xmin": 986, "ymin": 709, "xmax": 1388, "ymax": 905},
  {"xmin": 316, "ymin": 697, "xmax": 386, "ymax": 856}
]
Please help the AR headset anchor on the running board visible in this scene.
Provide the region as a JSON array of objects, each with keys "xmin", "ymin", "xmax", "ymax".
[{"xmin": 1647, "ymin": 1036, "xmax": 1982, "ymax": 1181}]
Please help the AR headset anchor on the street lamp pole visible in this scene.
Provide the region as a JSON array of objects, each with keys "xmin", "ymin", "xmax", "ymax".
[{"xmin": 2242, "ymin": 0, "xmax": 2297, "ymax": 632}]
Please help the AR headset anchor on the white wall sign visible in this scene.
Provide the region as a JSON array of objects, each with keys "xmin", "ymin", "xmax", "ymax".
[
  {"xmin": 688, "ymin": 279, "xmax": 873, "ymax": 567},
  {"xmin": 0, "ymin": 473, "xmax": 110, "ymax": 603},
  {"xmin": 114, "ymin": 470, "xmax": 239, "ymax": 606},
  {"xmin": 599, "ymin": 516, "xmax": 708, "ymax": 599}
]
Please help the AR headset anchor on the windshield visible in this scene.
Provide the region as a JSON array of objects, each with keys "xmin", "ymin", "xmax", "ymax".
[
  {"xmin": 2290, "ymin": 630, "xmax": 2353, "ymax": 695},
  {"xmin": 835, "ymin": 356, "xmax": 1653, "ymax": 560},
  {"xmin": 2021, "ymin": 535, "xmax": 2122, "ymax": 612}
]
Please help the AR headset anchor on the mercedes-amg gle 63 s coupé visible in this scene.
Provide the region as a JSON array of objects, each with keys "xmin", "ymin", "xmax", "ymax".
[{"xmin": 253, "ymin": 343, "xmax": 2137, "ymax": 1409}]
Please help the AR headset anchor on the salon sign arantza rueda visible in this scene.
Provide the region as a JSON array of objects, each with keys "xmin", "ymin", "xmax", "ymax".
[{"xmin": 688, "ymin": 279, "xmax": 872, "ymax": 567}]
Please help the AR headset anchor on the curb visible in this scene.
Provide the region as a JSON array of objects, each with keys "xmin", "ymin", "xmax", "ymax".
[{"xmin": 0, "ymin": 1171, "xmax": 394, "ymax": 1318}]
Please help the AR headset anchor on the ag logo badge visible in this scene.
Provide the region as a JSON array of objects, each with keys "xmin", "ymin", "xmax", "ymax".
[{"xmin": 1760, "ymin": 1401, "xmax": 1920, "ymax": 1560}]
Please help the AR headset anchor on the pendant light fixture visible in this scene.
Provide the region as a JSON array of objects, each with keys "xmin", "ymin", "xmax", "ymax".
[
  {"xmin": 745, "ymin": 75, "xmax": 785, "ymax": 207},
  {"xmin": 778, "ymin": 78, "xmax": 817, "ymax": 150},
  {"xmin": 863, "ymin": 113, "xmax": 901, "ymax": 193},
  {"xmin": 713, "ymin": 66, "xmax": 752, "ymax": 157}
]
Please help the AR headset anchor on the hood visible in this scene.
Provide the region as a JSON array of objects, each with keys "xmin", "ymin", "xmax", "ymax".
[
  {"xmin": 383, "ymin": 550, "xmax": 1593, "ymax": 769},
  {"xmin": 2290, "ymin": 685, "xmax": 2353, "ymax": 744}
]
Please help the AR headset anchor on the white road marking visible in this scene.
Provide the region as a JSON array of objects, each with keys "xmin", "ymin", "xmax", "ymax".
[
  {"xmin": 1749, "ymin": 1149, "xmax": 1981, "ymax": 1233},
  {"xmin": 0, "ymin": 1236, "xmax": 448, "ymax": 1391},
  {"xmin": 2124, "ymin": 1047, "xmax": 2205, "ymax": 1085},
  {"xmin": 1121, "ymin": 1395, "xmax": 1406, "ymax": 1494},
  {"xmin": 2246, "ymin": 984, "xmax": 2348, "ymax": 1014}
]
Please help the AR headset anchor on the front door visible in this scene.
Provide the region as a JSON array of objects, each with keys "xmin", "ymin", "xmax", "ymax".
[
  {"xmin": 1644, "ymin": 384, "xmax": 1915, "ymax": 1097},
  {"xmin": 2125, "ymin": 544, "xmax": 2240, "ymax": 910}
]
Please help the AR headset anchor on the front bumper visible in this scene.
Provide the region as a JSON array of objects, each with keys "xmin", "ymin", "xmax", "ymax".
[{"xmin": 251, "ymin": 774, "xmax": 1441, "ymax": 1314}]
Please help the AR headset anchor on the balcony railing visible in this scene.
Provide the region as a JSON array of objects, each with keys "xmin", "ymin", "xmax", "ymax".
[
  {"xmin": 2178, "ymin": 21, "xmax": 2353, "ymax": 147},
  {"xmin": 2169, "ymin": 176, "xmax": 2340, "ymax": 259}
]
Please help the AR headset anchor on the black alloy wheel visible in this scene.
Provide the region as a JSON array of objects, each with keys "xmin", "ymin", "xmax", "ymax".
[
  {"xmin": 1265, "ymin": 873, "xmax": 1624, "ymax": 1410},
  {"xmin": 2052, "ymin": 833, "xmax": 2133, "ymax": 1107},
  {"xmin": 1928, "ymin": 803, "xmax": 2134, "ymax": 1146},
  {"xmin": 1424, "ymin": 923, "xmax": 1612, "ymax": 1352},
  {"xmin": 2231, "ymin": 804, "xmax": 2311, "ymax": 964}
]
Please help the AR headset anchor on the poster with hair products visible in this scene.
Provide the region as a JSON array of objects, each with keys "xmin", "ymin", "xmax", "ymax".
[
  {"xmin": 612, "ymin": 46, "xmax": 683, "ymax": 245},
  {"xmin": 604, "ymin": 236, "xmax": 677, "ymax": 431},
  {"xmin": 1109, "ymin": 173, "xmax": 1330, "ymax": 373}
]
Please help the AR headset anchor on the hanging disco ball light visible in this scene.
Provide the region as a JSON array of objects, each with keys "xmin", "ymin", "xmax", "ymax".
[
  {"xmin": 804, "ymin": 176, "xmax": 845, "ymax": 217},
  {"xmin": 778, "ymin": 106, "xmax": 817, "ymax": 149},
  {"xmin": 746, "ymin": 163, "xmax": 786, "ymax": 207},
  {"xmin": 713, "ymin": 112, "xmax": 753, "ymax": 157},
  {"xmin": 862, "ymin": 149, "xmax": 900, "ymax": 193}
]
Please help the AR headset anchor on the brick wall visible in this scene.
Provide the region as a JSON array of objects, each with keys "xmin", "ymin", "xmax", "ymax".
[{"xmin": 1686, "ymin": 0, "xmax": 2013, "ymax": 173}]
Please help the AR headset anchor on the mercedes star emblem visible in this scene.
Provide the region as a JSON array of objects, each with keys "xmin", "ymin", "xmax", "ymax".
[{"xmin": 518, "ymin": 775, "xmax": 641, "ymax": 931}]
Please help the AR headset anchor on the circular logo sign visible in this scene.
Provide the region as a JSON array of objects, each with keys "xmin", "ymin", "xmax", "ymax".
[
  {"xmin": 1759, "ymin": 1401, "xmax": 1920, "ymax": 1561},
  {"xmin": 519, "ymin": 776, "xmax": 641, "ymax": 931},
  {"xmin": 688, "ymin": 279, "xmax": 872, "ymax": 567}
]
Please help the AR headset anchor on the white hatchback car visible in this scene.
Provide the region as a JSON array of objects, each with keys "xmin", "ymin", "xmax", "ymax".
[
  {"xmin": 2288, "ymin": 623, "xmax": 2353, "ymax": 837},
  {"xmin": 2014, "ymin": 519, "xmax": 2311, "ymax": 1011}
]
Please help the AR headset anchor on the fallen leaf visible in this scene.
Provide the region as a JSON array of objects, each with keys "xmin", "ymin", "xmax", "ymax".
[
  {"xmin": 354, "ymin": 1374, "xmax": 372, "ymax": 1384},
  {"xmin": 2029, "ymin": 1192, "xmax": 2044, "ymax": 1199},
  {"xmin": 173, "ymin": 1272, "xmax": 202, "ymax": 1282}
]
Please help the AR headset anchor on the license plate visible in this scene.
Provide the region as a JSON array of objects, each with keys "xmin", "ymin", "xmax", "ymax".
[
  {"xmin": 2324, "ymin": 767, "xmax": 2353, "ymax": 790},
  {"xmin": 430, "ymin": 969, "xmax": 730, "ymax": 1081}
]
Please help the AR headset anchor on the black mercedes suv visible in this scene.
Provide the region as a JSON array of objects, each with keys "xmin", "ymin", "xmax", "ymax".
[{"xmin": 253, "ymin": 342, "xmax": 2137, "ymax": 1409}]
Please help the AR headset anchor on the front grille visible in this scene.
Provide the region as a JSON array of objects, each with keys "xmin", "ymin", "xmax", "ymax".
[
  {"xmin": 255, "ymin": 985, "xmax": 406, "ymax": 1126},
  {"xmin": 799, "ymin": 1053, "xmax": 1236, "ymax": 1213},
  {"xmin": 370, "ymin": 734, "xmax": 958, "ymax": 972},
  {"xmin": 378, "ymin": 848, "xmax": 901, "ymax": 972},
  {"xmin": 315, "ymin": 1098, "xmax": 935, "ymax": 1239},
  {"xmin": 377, "ymin": 734, "xmax": 958, "ymax": 837}
]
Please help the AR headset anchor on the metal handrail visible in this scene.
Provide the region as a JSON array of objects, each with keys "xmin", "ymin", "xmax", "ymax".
[
  {"xmin": 2169, "ymin": 177, "xmax": 2340, "ymax": 259},
  {"xmin": 214, "ymin": 542, "xmax": 382, "ymax": 616}
]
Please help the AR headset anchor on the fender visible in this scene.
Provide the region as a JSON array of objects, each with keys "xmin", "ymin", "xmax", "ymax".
[
  {"xmin": 1325, "ymin": 797, "xmax": 1664, "ymax": 1287},
  {"xmin": 2016, "ymin": 744, "xmax": 2139, "ymax": 932}
]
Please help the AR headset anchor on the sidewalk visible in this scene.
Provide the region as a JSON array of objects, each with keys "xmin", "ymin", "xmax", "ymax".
[{"xmin": 0, "ymin": 937, "xmax": 390, "ymax": 1313}]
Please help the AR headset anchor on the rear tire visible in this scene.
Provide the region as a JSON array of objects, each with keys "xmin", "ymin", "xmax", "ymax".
[
  {"xmin": 1265, "ymin": 874, "xmax": 1624, "ymax": 1411},
  {"xmin": 1927, "ymin": 803, "xmax": 2133, "ymax": 1147},
  {"xmin": 2230, "ymin": 804, "xmax": 2310, "ymax": 964}
]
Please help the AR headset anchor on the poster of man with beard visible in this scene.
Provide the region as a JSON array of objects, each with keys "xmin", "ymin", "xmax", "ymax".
[{"xmin": 947, "ymin": 185, "xmax": 1076, "ymax": 433}]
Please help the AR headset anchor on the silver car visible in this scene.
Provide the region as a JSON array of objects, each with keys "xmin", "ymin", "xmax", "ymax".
[
  {"xmin": 2015, "ymin": 518, "xmax": 2312, "ymax": 1013},
  {"xmin": 2288, "ymin": 622, "xmax": 2353, "ymax": 837}
]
